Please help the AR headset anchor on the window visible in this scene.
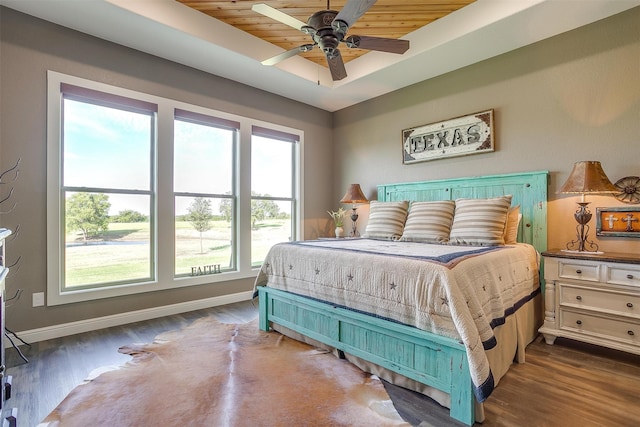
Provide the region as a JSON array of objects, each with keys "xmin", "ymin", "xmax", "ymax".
[
  {"xmin": 47, "ymin": 71, "xmax": 302, "ymax": 305},
  {"xmin": 60, "ymin": 84, "xmax": 156, "ymax": 290},
  {"xmin": 173, "ymin": 110, "xmax": 238, "ymax": 276},
  {"xmin": 251, "ymin": 127, "xmax": 299, "ymax": 266}
]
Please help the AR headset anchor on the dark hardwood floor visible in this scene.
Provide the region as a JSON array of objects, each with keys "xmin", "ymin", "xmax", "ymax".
[{"xmin": 5, "ymin": 300, "xmax": 640, "ymax": 427}]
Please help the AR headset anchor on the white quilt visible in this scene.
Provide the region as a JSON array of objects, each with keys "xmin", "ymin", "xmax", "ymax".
[{"xmin": 254, "ymin": 238, "xmax": 540, "ymax": 402}]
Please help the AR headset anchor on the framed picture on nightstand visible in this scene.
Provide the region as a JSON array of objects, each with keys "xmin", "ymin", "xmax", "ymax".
[{"xmin": 596, "ymin": 206, "xmax": 640, "ymax": 237}]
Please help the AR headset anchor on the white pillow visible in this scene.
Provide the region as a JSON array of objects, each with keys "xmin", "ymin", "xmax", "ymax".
[
  {"xmin": 401, "ymin": 200, "xmax": 455, "ymax": 243},
  {"xmin": 363, "ymin": 200, "xmax": 409, "ymax": 241},
  {"xmin": 449, "ymin": 195, "xmax": 513, "ymax": 246}
]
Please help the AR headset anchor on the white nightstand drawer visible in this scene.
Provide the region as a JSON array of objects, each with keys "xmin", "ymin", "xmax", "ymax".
[
  {"xmin": 558, "ymin": 261, "xmax": 600, "ymax": 282},
  {"xmin": 607, "ymin": 264, "xmax": 640, "ymax": 287},
  {"xmin": 559, "ymin": 284, "xmax": 640, "ymax": 317},
  {"xmin": 561, "ymin": 310, "xmax": 639, "ymax": 345}
]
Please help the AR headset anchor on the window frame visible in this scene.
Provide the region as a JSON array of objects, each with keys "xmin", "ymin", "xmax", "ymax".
[
  {"xmin": 46, "ymin": 71, "xmax": 303, "ymax": 306},
  {"xmin": 173, "ymin": 109, "xmax": 240, "ymax": 277},
  {"xmin": 250, "ymin": 126, "xmax": 300, "ymax": 267},
  {"xmin": 60, "ymin": 85, "xmax": 157, "ymax": 291}
]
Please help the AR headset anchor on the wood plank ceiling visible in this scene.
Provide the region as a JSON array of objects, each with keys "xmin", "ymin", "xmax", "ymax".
[{"xmin": 176, "ymin": 1, "xmax": 476, "ymax": 67}]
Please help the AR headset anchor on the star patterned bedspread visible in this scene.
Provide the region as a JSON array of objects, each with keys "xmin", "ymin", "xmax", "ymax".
[{"xmin": 254, "ymin": 238, "xmax": 540, "ymax": 402}]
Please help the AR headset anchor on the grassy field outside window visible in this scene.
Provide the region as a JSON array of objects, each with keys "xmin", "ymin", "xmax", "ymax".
[{"xmin": 65, "ymin": 219, "xmax": 290, "ymax": 286}]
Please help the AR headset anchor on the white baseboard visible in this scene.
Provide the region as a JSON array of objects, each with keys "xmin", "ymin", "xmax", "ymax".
[{"xmin": 5, "ymin": 291, "xmax": 254, "ymax": 348}]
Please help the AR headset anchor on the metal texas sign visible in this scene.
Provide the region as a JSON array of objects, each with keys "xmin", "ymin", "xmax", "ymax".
[{"xmin": 402, "ymin": 109, "xmax": 494, "ymax": 164}]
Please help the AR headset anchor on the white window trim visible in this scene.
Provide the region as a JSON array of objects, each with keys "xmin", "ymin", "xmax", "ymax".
[{"xmin": 46, "ymin": 71, "xmax": 303, "ymax": 306}]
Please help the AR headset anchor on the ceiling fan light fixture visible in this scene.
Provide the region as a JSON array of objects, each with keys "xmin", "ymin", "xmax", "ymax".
[{"xmin": 319, "ymin": 33, "xmax": 339, "ymax": 52}]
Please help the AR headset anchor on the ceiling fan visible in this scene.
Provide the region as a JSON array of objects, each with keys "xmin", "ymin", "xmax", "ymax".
[{"xmin": 252, "ymin": 1, "xmax": 410, "ymax": 81}]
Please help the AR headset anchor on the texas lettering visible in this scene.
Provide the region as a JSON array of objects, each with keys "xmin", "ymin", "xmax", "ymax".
[{"xmin": 402, "ymin": 110, "xmax": 494, "ymax": 164}]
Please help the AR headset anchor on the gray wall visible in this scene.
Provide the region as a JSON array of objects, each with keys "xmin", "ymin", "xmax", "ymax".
[
  {"xmin": 334, "ymin": 7, "xmax": 640, "ymax": 254},
  {"xmin": 0, "ymin": 8, "xmax": 333, "ymax": 331},
  {"xmin": 1, "ymin": 6, "xmax": 639, "ymax": 334}
]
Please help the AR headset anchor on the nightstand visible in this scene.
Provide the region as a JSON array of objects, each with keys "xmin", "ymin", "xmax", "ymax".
[{"xmin": 539, "ymin": 249, "xmax": 640, "ymax": 355}]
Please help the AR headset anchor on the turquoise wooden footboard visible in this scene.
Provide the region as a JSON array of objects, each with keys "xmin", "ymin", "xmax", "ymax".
[
  {"xmin": 258, "ymin": 286, "xmax": 475, "ymax": 424},
  {"xmin": 257, "ymin": 171, "xmax": 548, "ymax": 426}
]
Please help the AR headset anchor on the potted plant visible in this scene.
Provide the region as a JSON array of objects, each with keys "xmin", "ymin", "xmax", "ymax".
[{"xmin": 327, "ymin": 207, "xmax": 346, "ymax": 238}]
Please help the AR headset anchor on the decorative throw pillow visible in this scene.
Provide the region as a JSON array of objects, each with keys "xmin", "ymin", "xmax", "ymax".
[
  {"xmin": 449, "ymin": 195, "xmax": 513, "ymax": 246},
  {"xmin": 363, "ymin": 200, "xmax": 409, "ymax": 240},
  {"xmin": 503, "ymin": 205, "xmax": 521, "ymax": 245},
  {"xmin": 400, "ymin": 200, "xmax": 455, "ymax": 243}
]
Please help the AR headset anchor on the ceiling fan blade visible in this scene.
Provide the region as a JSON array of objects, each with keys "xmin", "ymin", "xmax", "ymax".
[
  {"xmin": 261, "ymin": 44, "xmax": 315, "ymax": 66},
  {"xmin": 345, "ymin": 35, "xmax": 409, "ymax": 54},
  {"xmin": 252, "ymin": 3, "xmax": 307, "ymax": 31},
  {"xmin": 334, "ymin": 0, "xmax": 378, "ymax": 27},
  {"xmin": 326, "ymin": 50, "xmax": 347, "ymax": 81}
]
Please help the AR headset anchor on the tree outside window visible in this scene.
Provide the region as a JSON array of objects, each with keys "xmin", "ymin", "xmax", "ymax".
[
  {"xmin": 65, "ymin": 192, "xmax": 111, "ymax": 243},
  {"xmin": 187, "ymin": 197, "xmax": 214, "ymax": 254}
]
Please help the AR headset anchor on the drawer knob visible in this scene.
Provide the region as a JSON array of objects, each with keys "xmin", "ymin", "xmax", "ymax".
[
  {"xmin": 576, "ymin": 320, "xmax": 582, "ymax": 325},
  {"xmin": 576, "ymin": 269, "xmax": 582, "ymax": 274},
  {"xmin": 628, "ymin": 302, "xmax": 634, "ymax": 308},
  {"xmin": 627, "ymin": 274, "xmax": 634, "ymax": 280},
  {"xmin": 628, "ymin": 330, "xmax": 635, "ymax": 336},
  {"xmin": 576, "ymin": 295, "xmax": 582, "ymax": 301}
]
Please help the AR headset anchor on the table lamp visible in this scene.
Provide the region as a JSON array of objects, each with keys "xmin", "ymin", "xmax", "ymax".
[
  {"xmin": 558, "ymin": 161, "xmax": 617, "ymax": 252},
  {"xmin": 340, "ymin": 184, "xmax": 368, "ymax": 237}
]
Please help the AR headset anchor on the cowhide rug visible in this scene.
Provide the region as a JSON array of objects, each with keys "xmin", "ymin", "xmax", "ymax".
[{"xmin": 39, "ymin": 317, "xmax": 409, "ymax": 427}]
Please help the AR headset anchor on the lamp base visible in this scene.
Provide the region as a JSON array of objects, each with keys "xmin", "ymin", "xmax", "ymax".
[
  {"xmin": 565, "ymin": 202, "xmax": 599, "ymax": 252},
  {"xmin": 350, "ymin": 207, "xmax": 359, "ymax": 237}
]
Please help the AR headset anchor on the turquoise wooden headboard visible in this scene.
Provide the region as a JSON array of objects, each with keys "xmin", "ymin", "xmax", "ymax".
[{"xmin": 377, "ymin": 171, "xmax": 549, "ymax": 254}]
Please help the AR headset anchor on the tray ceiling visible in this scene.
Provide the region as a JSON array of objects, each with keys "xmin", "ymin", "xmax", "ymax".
[
  {"xmin": 176, "ymin": 1, "xmax": 475, "ymax": 67},
  {"xmin": 1, "ymin": 0, "xmax": 637, "ymax": 112}
]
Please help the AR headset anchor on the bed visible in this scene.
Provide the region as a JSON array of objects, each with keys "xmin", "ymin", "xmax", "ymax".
[{"xmin": 255, "ymin": 171, "xmax": 548, "ymax": 425}]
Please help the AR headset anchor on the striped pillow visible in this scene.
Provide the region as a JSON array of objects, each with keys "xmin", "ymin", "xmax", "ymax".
[
  {"xmin": 400, "ymin": 200, "xmax": 455, "ymax": 243},
  {"xmin": 449, "ymin": 195, "xmax": 513, "ymax": 246},
  {"xmin": 363, "ymin": 200, "xmax": 409, "ymax": 240}
]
